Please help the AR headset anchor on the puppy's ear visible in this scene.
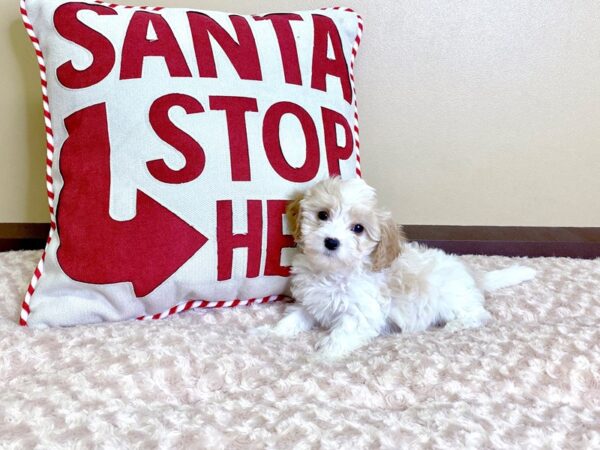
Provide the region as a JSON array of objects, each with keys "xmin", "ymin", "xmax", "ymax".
[
  {"xmin": 286, "ymin": 194, "xmax": 304, "ymax": 243},
  {"xmin": 371, "ymin": 211, "xmax": 405, "ymax": 271}
]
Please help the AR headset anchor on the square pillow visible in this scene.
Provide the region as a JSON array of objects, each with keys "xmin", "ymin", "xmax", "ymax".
[{"xmin": 19, "ymin": 0, "xmax": 363, "ymax": 327}]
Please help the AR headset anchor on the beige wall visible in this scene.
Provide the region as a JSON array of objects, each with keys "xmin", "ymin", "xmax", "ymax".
[{"xmin": 1, "ymin": 0, "xmax": 599, "ymax": 225}]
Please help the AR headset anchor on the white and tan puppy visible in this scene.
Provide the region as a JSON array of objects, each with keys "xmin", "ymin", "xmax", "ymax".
[{"xmin": 270, "ymin": 177, "xmax": 535, "ymax": 359}]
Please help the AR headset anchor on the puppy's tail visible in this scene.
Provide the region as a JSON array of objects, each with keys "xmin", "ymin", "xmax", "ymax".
[{"xmin": 481, "ymin": 265, "xmax": 536, "ymax": 292}]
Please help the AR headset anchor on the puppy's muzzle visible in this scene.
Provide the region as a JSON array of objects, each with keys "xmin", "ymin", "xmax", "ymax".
[{"xmin": 324, "ymin": 238, "xmax": 340, "ymax": 251}]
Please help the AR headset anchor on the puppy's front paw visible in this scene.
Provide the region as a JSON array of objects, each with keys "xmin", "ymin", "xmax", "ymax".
[{"xmin": 315, "ymin": 335, "xmax": 350, "ymax": 360}]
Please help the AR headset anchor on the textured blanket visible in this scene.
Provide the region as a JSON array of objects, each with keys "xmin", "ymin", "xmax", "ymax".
[{"xmin": 0, "ymin": 250, "xmax": 598, "ymax": 449}]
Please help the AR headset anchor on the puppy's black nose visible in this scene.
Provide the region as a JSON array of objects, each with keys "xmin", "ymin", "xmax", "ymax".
[{"xmin": 324, "ymin": 237, "xmax": 340, "ymax": 251}]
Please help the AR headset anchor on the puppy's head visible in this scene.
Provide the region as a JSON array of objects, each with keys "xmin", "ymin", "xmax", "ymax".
[{"xmin": 287, "ymin": 177, "xmax": 404, "ymax": 273}]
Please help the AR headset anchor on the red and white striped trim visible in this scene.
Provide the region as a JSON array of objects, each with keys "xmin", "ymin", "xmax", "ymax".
[
  {"xmin": 323, "ymin": 7, "xmax": 364, "ymax": 177},
  {"xmin": 19, "ymin": 0, "xmax": 56, "ymax": 326},
  {"xmin": 93, "ymin": 0, "xmax": 163, "ymax": 11},
  {"xmin": 137, "ymin": 295, "xmax": 288, "ymax": 321},
  {"xmin": 18, "ymin": 2, "xmax": 363, "ymax": 326}
]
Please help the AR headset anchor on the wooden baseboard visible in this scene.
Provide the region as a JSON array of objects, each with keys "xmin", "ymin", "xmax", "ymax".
[
  {"xmin": 0, "ymin": 223, "xmax": 50, "ymax": 252},
  {"xmin": 1, "ymin": 223, "xmax": 599, "ymax": 258},
  {"xmin": 403, "ymin": 226, "xmax": 600, "ymax": 259}
]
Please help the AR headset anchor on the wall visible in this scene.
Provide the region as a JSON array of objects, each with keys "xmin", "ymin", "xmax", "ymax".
[{"xmin": 1, "ymin": 0, "xmax": 599, "ymax": 225}]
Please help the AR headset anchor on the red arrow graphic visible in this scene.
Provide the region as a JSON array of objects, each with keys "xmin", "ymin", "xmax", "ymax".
[{"xmin": 56, "ymin": 103, "xmax": 207, "ymax": 297}]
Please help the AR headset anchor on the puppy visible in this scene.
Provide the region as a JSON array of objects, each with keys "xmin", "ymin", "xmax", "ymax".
[{"xmin": 269, "ymin": 177, "xmax": 535, "ymax": 359}]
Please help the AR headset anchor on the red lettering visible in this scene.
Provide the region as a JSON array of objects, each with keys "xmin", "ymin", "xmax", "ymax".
[
  {"xmin": 147, "ymin": 93, "xmax": 205, "ymax": 184},
  {"xmin": 209, "ymin": 96, "xmax": 258, "ymax": 182},
  {"xmin": 56, "ymin": 103, "xmax": 207, "ymax": 297},
  {"xmin": 54, "ymin": 2, "xmax": 117, "ymax": 89},
  {"xmin": 120, "ymin": 11, "xmax": 192, "ymax": 80},
  {"xmin": 322, "ymin": 107, "xmax": 353, "ymax": 176},
  {"xmin": 265, "ymin": 200, "xmax": 295, "ymax": 277},
  {"xmin": 263, "ymin": 102, "xmax": 320, "ymax": 183},
  {"xmin": 216, "ymin": 200, "xmax": 263, "ymax": 281},
  {"xmin": 254, "ymin": 14, "xmax": 303, "ymax": 85},
  {"xmin": 311, "ymin": 15, "xmax": 352, "ymax": 104},
  {"xmin": 187, "ymin": 13, "xmax": 262, "ymax": 80}
]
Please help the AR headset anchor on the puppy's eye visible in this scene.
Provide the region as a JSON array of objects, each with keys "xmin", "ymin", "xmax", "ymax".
[
  {"xmin": 351, "ymin": 224, "xmax": 364, "ymax": 234},
  {"xmin": 317, "ymin": 211, "xmax": 329, "ymax": 221}
]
